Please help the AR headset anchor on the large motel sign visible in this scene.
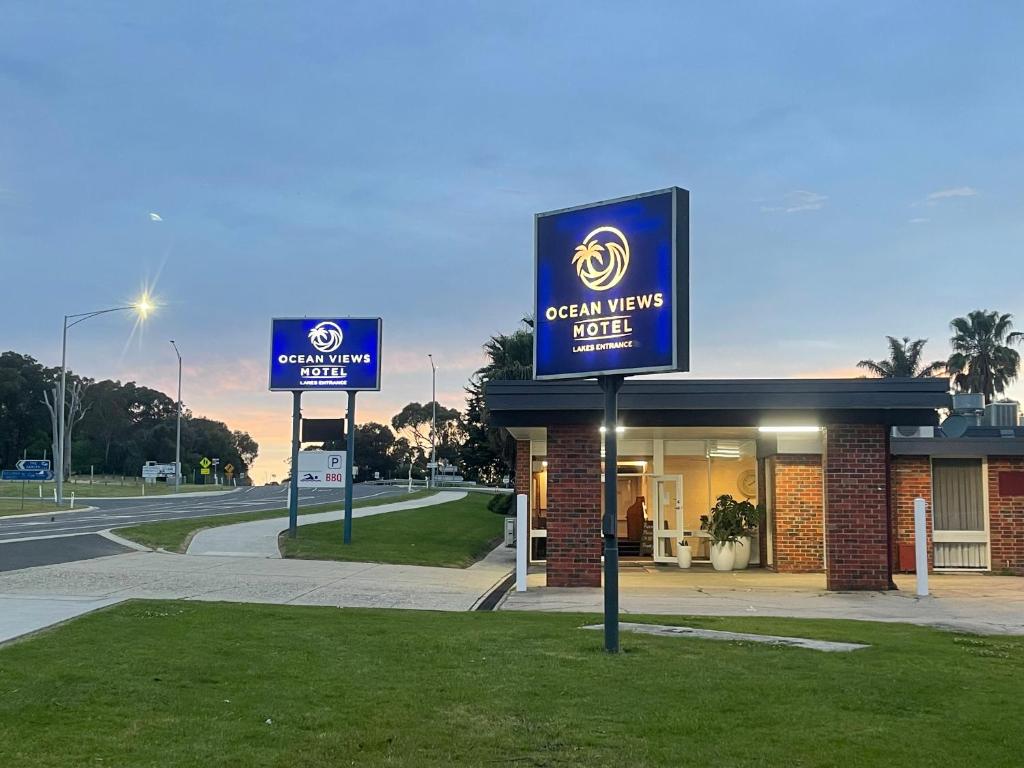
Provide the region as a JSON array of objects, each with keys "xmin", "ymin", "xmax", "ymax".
[{"xmin": 534, "ymin": 188, "xmax": 690, "ymax": 652}]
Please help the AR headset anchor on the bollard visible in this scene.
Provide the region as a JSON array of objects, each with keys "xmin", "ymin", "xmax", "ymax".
[
  {"xmin": 914, "ymin": 497, "xmax": 929, "ymax": 597},
  {"xmin": 516, "ymin": 493, "xmax": 528, "ymax": 592},
  {"xmin": 70, "ymin": 493, "xmax": 75, "ymax": 509}
]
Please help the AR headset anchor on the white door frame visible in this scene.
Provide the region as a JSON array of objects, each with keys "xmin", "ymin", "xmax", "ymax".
[
  {"xmin": 651, "ymin": 474, "xmax": 684, "ymax": 564},
  {"xmin": 930, "ymin": 456, "xmax": 991, "ymax": 570}
]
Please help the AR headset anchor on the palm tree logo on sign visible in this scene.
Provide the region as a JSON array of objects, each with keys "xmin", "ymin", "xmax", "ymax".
[
  {"xmin": 307, "ymin": 321, "xmax": 344, "ymax": 353},
  {"xmin": 572, "ymin": 226, "xmax": 630, "ymax": 291}
]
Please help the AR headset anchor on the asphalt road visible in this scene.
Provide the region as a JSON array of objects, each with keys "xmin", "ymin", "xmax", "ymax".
[{"xmin": 0, "ymin": 484, "xmax": 401, "ymax": 572}]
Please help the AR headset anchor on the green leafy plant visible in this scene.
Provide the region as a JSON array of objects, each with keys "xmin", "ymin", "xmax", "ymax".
[{"xmin": 700, "ymin": 494, "xmax": 763, "ymax": 544}]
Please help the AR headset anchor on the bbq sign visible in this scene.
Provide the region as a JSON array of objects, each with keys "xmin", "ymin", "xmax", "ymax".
[
  {"xmin": 534, "ymin": 188, "xmax": 689, "ymax": 379},
  {"xmin": 269, "ymin": 317, "xmax": 382, "ymax": 391}
]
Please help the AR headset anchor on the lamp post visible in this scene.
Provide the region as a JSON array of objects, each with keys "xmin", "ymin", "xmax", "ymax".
[
  {"xmin": 428, "ymin": 354, "xmax": 437, "ymax": 489},
  {"xmin": 55, "ymin": 296, "xmax": 153, "ymax": 504},
  {"xmin": 170, "ymin": 340, "xmax": 182, "ymax": 492}
]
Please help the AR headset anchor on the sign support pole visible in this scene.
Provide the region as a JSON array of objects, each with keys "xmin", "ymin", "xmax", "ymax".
[
  {"xmin": 288, "ymin": 390, "xmax": 301, "ymax": 538},
  {"xmin": 344, "ymin": 390, "xmax": 356, "ymax": 544},
  {"xmin": 600, "ymin": 374, "xmax": 624, "ymax": 653}
]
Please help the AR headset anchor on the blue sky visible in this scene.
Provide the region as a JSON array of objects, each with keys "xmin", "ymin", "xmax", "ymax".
[{"xmin": 2, "ymin": 2, "xmax": 1022, "ymax": 477}]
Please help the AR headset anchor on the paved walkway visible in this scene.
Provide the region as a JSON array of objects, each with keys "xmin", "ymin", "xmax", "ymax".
[
  {"xmin": 186, "ymin": 491, "xmax": 466, "ymax": 558},
  {"xmin": 500, "ymin": 567, "xmax": 1024, "ymax": 635},
  {"xmin": 0, "ymin": 544, "xmax": 515, "ymax": 643}
]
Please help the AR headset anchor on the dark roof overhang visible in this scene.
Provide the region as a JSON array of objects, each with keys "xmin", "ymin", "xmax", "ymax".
[{"xmin": 485, "ymin": 378, "xmax": 949, "ymax": 429}]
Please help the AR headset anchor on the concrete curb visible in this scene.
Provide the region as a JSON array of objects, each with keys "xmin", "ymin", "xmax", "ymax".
[{"xmin": 97, "ymin": 529, "xmax": 153, "ymax": 552}]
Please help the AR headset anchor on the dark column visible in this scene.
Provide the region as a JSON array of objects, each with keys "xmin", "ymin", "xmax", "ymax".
[
  {"xmin": 823, "ymin": 424, "xmax": 891, "ymax": 590},
  {"xmin": 545, "ymin": 424, "xmax": 601, "ymax": 587}
]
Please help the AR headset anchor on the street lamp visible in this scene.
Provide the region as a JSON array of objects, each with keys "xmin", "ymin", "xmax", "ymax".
[
  {"xmin": 428, "ymin": 353, "xmax": 436, "ymax": 489},
  {"xmin": 169, "ymin": 340, "xmax": 182, "ymax": 493},
  {"xmin": 55, "ymin": 294, "xmax": 154, "ymax": 504}
]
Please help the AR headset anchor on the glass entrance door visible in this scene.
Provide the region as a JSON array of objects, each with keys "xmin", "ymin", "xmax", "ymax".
[{"xmin": 652, "ymin": 475, "xmax": 683, "ymax": 563}]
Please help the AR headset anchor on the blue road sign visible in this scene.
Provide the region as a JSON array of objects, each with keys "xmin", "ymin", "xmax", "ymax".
[
  {"xmin": 16, "ymin": 459, "xmax": 51, "ymax": 471},
  {"xmin": 269, "ymin": 317, "xmax": 382, "ymax": 391},
  {"xmin": 534, "ymin": 188, "xmax": 689, "ymax": 380},
  {"xmin": 2, "ymin": 469, "xmax": 54, "ymax": 481}
]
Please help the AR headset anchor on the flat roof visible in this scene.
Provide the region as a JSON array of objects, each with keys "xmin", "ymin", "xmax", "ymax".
[{"xmin": 485, "ymin": 377, "xmax": 949, "ymax": 428}]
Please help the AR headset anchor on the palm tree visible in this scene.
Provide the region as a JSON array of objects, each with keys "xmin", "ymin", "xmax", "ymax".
[
  {"xmin": 946, "ymin": 310, "xmax": 1024, "ymax": 403},
  {"xmin": 462, "ymin": 319, "xmax": 534, "ymax": 482},
  {"xmin": 857, "ymin": 336, "xmax": 945, "ymax": 378}
]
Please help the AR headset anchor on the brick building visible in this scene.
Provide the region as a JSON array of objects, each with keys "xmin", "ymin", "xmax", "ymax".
[{"xmin": 485, "ymin": 378, "xmax": 1024, "ymax": 591}]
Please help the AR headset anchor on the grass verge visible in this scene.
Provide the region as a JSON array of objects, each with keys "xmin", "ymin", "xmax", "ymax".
[
  {"xmin": 1, "ymin": 602, "xmax": 1022, "ymax": 767},
  {"xmin": 279, "ymin": 492, "xmax": 503, "ymax": 567},
  {"xmin": 115, "ymin": 490, "xmax": 435, "ymax": 553},
  {"xmin": 0, "ymin": 481, "xmax": 225, "ymax": 515}
]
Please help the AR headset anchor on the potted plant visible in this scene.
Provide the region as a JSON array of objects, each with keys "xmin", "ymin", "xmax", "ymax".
[
  {"xmin": 676, "ymin": 537, "xmax": 692, "ymax": 569},
  {"xmin": 701, "ymin": 495, "xmax": 744, "ymax": 571},
  {"xmin": 732, "ymin": 496, "xmax": 765, "ymax": 570}
]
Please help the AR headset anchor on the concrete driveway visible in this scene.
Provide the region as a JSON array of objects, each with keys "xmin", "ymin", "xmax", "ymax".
[
  {"xmin": 499, "ymin": 566, "xmax": 1024, "ymax": 635},
  {"xmin": 0, "ymin": 545, "xmax": 515, "ymax": 644}
]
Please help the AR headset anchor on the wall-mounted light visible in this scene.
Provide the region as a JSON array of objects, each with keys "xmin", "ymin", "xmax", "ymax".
[
  {"xmin": 757, "ymin": 425, "xmax": 821, "ymax": 433},
  {"xmin": 541, "ymin": 460, "xmax": 548, "ymax": 468},
  {"xmin": 599, "ymin": 425, "xmax": 626, "ymax": 434}
]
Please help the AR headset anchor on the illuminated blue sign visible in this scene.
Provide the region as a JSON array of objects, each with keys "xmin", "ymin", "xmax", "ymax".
[
  {"xmin": 269, "ymin": 317, "xmax": 382, "ymax": 391},
  {"xmin": 534, "ymin": 188, "xmax": 689, "ymax": 379}
]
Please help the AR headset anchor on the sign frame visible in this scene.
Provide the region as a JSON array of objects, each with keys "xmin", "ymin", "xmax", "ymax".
[
  {"xmin": 268, "ymin": 316, "xmax": 383, "ymax": 393},
  {"xmin": 532, "ymin": 187, "xmax": 689, "ymax": 381}
]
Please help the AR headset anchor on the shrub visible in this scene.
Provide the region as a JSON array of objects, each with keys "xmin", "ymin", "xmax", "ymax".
[{"xmin": 486, "ymin": 493, "xmax": 514, "ymax": 515}]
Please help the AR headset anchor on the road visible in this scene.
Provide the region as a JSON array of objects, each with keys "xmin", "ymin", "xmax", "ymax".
[{"xmin": 0, "ymin": 484, "xmax": 400, "ymax": 572}]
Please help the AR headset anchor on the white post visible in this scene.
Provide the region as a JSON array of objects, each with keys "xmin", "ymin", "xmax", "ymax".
[
  {"xmin": 516, "ymin": 493, "xmax": 528, "ymax": 592},
  {"xmin": 70, "ymin": 493, "xmax": 75, "ymax": 509},
  {"xmin": 914, "ymin": 497, "xmax": 929, "ymax": 597}
]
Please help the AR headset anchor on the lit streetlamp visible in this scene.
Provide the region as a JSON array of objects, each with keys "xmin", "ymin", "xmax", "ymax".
[
  {"xmin": 169, "ymin": 340, "xmax": 182, "ymax": 492},
  {"xmin": 56, "ymin": 294, "xmax": 154, "ymax": 504}
]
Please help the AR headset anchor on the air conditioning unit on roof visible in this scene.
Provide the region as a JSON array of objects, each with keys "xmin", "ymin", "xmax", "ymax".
[{"xmin": 891, "ymin": 426, "xmax": 935, "ymax": 439}]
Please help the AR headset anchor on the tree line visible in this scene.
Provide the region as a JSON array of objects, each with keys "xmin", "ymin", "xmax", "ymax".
[{"xmin": 0, "ymin": 351, "xmax": 258, "ymax": 480}]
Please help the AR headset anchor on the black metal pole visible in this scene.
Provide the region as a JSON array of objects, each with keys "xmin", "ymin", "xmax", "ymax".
[
  {"xmin": 343, "ymin": 390, "xmax": 356, "ymax": 544},
  {"xmin": 288, "ymin": 390, "xmax": 301, "ymax": 537},
  {"xmin": 600, "ymin": 374, "xmax": 624, "ymax": 653}
]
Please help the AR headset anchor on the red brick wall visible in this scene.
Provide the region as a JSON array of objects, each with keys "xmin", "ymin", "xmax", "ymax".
[
  {"xmin": 770, "ymin": 455, "xmax": 824, "ymax": 572},
  {"xmin": 514, "ymin": 439, "xmax": 530, "ymax": 500},
  {"xmin": 890, "ymin": 456, "xmax": 932, "ymax": 572},
  {"xmin": 545, "ymin": 424, "xmax": 601, "ymax": 587},
  {"xmin": 823, "ymin": 424, "xmax": 891, "ymax": 590},
  {"xmin": 988, "ymin": 457, "xmax": 1024, "ymax": 575}
]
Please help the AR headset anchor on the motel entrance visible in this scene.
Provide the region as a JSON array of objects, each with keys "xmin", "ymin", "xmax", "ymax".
[
  {"xmin": 529, "ymin": 431, "xmax": 761, "ymax": 567},
  {"xmin": 489, "ymin": 377, "xmax": 955, "ymax": 591}
]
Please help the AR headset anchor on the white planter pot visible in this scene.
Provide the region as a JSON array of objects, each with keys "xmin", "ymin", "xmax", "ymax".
[
  {"xmin": 733, "ymin": 536, "xmax": 751, "ymax": 570},
  {"xmin": 710, "ymin": 541, "xmax": 735, "ymax": 571},
  {"xmin": 676, "ymin": 545, "xmax": 692, "ymax": 569}
]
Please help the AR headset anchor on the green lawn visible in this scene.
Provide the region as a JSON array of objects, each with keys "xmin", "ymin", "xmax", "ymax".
[
  {"xmin": 279, "ymin": 492, "xmax": 504, "ymax": 567},
  {"xmin": 115, "ymin": 490, "xmax": 436, "ymax": 552},
  {"xmin": 1, "ymin": 602, "xmax": 1022, "ymax": 767}
]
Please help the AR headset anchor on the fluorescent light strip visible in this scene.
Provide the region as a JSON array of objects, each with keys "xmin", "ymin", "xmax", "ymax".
[
  {"xmin": 758, "ymin": 426, "xmax": 821, "ymax": 433},
  {"xmin": 599, "ymin": 426, "xmax": 626, "ymax": 433}
]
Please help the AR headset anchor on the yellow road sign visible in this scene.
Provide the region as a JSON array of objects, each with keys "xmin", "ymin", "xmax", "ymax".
[
  {"xmin": 200, "ymin": 468, "xmax": 211, "ymax": 475},
  {"xmin": 224, "ymin": 463, "xmax": 235, "ymax": 476},
  {"xmin": 199, "ymin": 457, "xmax": 212, "ymax": 469}
]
